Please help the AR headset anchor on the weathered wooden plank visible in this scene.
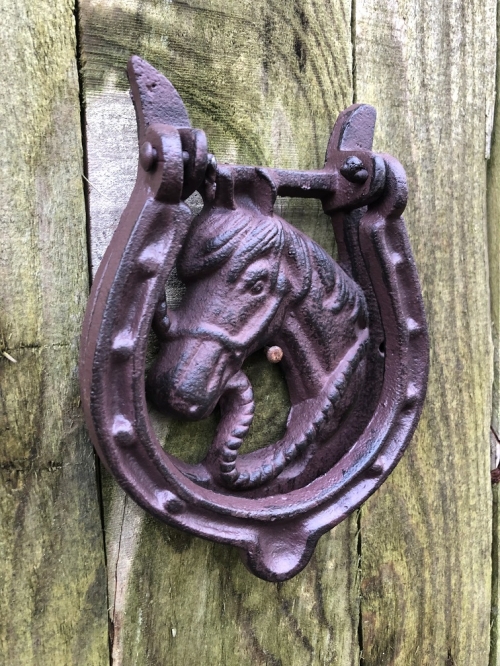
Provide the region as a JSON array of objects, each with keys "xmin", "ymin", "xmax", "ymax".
[
  {"xmin": 79, "ymin": 1, "xmax": 362, "ymax": 663},
  {"xmin": 492, "ymin": 484, "xmax": 500, "ymax": 666},
  {"xmin": 488, "ymin": 9, "xmax": 500, "ymax": 662},
  {"xmin": 0, "ymin": 1, "xmax": 109, "ymax": 663},
  {"xmin": 355, "ymin": 1, "xmax": 496, "ymax": 664}
]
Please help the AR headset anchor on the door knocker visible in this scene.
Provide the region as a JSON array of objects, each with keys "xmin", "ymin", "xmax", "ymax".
[{"xmin": 80, "ymin": 57, "xmax": 429, "ymax": 581}]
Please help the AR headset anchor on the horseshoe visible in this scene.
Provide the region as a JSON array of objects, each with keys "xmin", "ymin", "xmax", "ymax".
[{"xmin": 80, "ymin": 56, "xmax": 429, "ymax": 581}]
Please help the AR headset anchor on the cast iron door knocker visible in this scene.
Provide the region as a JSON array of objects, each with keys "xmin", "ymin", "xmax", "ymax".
[{"xmin": 80, "ymin": 57, "xmax": 429, "ymax": 581}]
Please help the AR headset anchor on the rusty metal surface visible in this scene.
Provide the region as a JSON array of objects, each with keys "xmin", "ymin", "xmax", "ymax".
[{"xmin": 80, "ymin": 56, "xmax": 429, "ymax": 581}]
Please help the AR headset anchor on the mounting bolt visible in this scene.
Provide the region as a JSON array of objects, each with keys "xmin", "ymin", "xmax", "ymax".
[
  {"xmin": 140, "ymin": 141, "xmax": 158, "ymax": 171},
  {"xmin": 266, "ymin": 346, "xmax": 283, "ymax": 363},
  {"xmin": 340, "ymin": 156, "xmax": 369, "ymax": 184}
]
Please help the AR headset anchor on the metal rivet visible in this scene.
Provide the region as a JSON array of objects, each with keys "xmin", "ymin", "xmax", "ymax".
[
  {"xmin": 112, "ymin": 332, "xmax": 134, "ymax": 359},
  {"xmin": 140, "ymin": 141, "xmax": 158, "ymax": 171},
  {"xmin": 340, "ymin": 156, "xmax": 369, "ymax": 184},
  {"xmin": 266, "ymin": 346, "xmax": 283, "ymax": 363},
  {"xmin": 407, "ymin": 318, "xmax": 421, "ymax": 334},
  {"xmin": 165, "ymin": 497, "xmax": 185, "ymax": 514},
  {"xmin": 367, "ymin": 462, "xmax": 384, "ymax": 477},
  {"xmin": 404, "ymin": 384, "xmax": 419, "ymax": 409},
  {"xmin": 137, "ymin": 258, "xmax": 158, "ymax": 276},
  {"xmin": 112, "ymin": 416, "xmax": 135, "ymax": 447},
  {"xmin": 137, "ymin": 248, "xmax": 161, "ymax": 276},
  {"xmin": 391, "ymin": 252, "xmax": 404, "ymax": 266}
]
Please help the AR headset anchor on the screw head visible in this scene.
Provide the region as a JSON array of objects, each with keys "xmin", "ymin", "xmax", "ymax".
[{"xmin": 266, "ymin": 346, "xmax": 283, "ymax": 363}]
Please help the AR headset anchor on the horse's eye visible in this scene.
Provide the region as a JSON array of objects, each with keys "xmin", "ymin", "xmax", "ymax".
[{"xmin": 249, "ymin": 280, "xmax": 265, "ymax": 295}]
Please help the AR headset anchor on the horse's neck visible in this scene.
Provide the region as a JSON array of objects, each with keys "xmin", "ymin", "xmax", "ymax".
[{"xmin": 275, "ymin": 259, "xmax": 366, "ymax": 405}]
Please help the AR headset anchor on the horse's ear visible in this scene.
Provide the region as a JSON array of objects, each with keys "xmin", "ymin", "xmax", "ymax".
[
  {"xmin": 213, "ymin": 166, "xmax": 237, "ymax": 210},
  {"xmin": 283, "ymin": 228, "xmax": 312, "ymax": 301},
  {"xmin": 213, "ymin": 166, "xmax": 277, "ymax": 217},
  {"xmin": 251, "ymin": 168, "xmax": 277, "ymax": 216}
]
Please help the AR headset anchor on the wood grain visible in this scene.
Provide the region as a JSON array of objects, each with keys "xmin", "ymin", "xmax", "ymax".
[
  {"xmin": 488, "ymin": 5, "xmax": 500, "ymax": 661},
  {"xmin": 0, "ymin": 0, "xmax": 109, "ymax": 663},
  {"xmin": 355, "ymin": 1, "xmax": 496, "ymax": 664},
  {"xmin": 492, "ymin": 485, "xmax": 500, "ymax": 666},
  {"xmin": 79, "ymin": 0, "xmax": 361, "ymax": 663}
]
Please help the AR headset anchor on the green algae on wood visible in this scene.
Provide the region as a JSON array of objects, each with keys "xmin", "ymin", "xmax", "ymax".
[
  {"xmin": 355, "ymin": 1, "xmax": 495, "ymax": 664},
  {"xmin": 487, "ymin": 2, "xmax": 500, "ymax": 661},
  {"xmin": 0, "ymin": 0, "xmax": 109, "ymax": 664}
]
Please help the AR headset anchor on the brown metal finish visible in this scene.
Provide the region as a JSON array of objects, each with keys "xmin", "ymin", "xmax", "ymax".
[{"xmin": 80, "ymin": 56, "xmax": 429, "ymax": 581}]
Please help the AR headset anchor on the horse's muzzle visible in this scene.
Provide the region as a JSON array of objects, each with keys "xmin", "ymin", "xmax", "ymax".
[{"xmin": 146, "ymin": 336, "xmax": 235, "ymax": 420}]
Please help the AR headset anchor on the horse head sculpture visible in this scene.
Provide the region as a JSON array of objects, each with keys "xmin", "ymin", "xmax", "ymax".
[
  {"xmin": 80, "ymin": 57, "xmax": 428, "ymax": 581},
  {"xmin": 147, "ymin": 167, "xmax": 370, "ymax": 492}
]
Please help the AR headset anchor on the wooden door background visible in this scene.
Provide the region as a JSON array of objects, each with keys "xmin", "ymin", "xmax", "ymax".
[{"xmin": 1, "ymin": 0, "xmax": 499, "ymax": 664}]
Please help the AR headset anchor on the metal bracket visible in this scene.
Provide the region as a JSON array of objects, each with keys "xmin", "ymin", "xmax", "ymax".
[{"xmin": 80, "ymin": 56, "xmax": 429, "ymax": 581}]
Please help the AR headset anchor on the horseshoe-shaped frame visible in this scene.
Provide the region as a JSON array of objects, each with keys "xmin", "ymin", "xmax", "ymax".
[{"xmin": 80, "ymin": 56, "xmax": 429, "ymax": 581}]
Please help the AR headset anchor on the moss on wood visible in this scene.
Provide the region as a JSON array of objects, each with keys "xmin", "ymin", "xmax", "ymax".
[
  {"xmin": 0, "ymin": 1, "xmax": 109, "ymax": 663},
  {"xmin": 356, "ymin": 1, "xmax": 495, "ymax": 663}
]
